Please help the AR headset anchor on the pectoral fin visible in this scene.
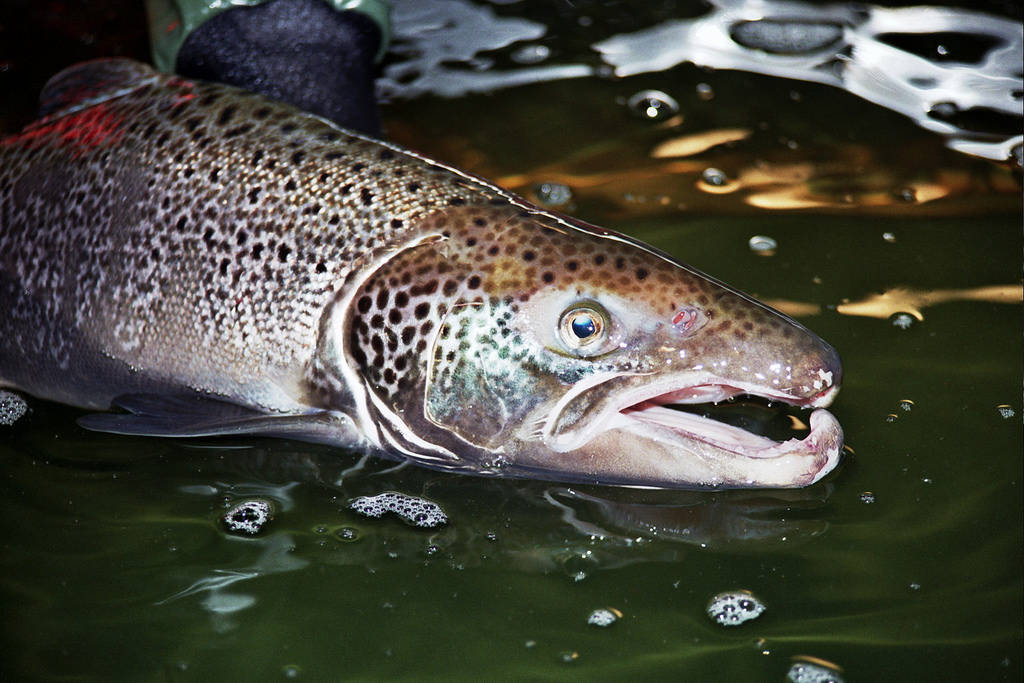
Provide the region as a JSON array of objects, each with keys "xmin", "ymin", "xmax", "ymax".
[{"xmin": 78, "ymin": 393, "xmax": 365, "ymax": 447}]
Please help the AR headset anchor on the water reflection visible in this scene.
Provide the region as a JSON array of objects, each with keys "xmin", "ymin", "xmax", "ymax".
[{"xmin": 382, "ymin": 0, "xmax": 1021, "ymax": 165}]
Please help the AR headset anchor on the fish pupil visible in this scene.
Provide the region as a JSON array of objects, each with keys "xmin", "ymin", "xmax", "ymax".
[{"xmin": 571, "ymin": 315, "xmax": 596, "ymax": 339}]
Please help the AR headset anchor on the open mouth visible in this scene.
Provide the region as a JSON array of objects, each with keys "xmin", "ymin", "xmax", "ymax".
[{"xmin": 617, "ymin": 381, "xmax": 842, "ymax": 465}]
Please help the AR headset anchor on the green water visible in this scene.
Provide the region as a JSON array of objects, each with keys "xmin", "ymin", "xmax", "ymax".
[{"xmin": 1, "ymin": 2, "xmax": 1021, "ymax": 681}]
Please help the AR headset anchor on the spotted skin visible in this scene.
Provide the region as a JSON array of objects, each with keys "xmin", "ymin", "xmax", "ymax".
[{"xmin": 0, "ymin": 59, "xmax": 843, "ymax": 489}]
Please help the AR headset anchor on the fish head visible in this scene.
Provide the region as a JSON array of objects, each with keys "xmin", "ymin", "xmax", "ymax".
[{"xmin": 333, "ymin": 205, "xmax": 843, "ymax": 488}]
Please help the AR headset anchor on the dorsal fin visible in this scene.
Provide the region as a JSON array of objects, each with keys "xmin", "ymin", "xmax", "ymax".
[{"xmin": 38, "ymin": 58, "xmax": 158, "ymax": 118}]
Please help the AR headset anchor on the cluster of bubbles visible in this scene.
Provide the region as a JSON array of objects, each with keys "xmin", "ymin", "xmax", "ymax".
[
  {"xmin": 706, "ymin": 589, "xmax": 766, "ymax": 626},
  {"xmin": 349, "ymin": 492, "xmax": 448, "ymax": 528},
  {"xmin": 0, "ymin": 390, "xmax": 27, "ymax": 426},
  {"xmin": 587, "ymin": 607, "xmax": 622, "ymax": 627},
  {"xmin": 786, "ymin": 658, "xmax": 846, "ymax": 683},
  {"xmin": 221, "ymin": 499, "xmax": 273, "ymax": 535}
]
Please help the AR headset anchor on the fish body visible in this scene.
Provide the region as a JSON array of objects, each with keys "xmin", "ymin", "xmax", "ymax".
[{"xmin": 0, "ymin": 59, "xmax": 843, "ymax": 488}]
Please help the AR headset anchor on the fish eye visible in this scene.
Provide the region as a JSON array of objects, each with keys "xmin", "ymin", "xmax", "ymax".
[{"xmin": 558, "ymin": 304, "xmax": 608, "ymax": 353}]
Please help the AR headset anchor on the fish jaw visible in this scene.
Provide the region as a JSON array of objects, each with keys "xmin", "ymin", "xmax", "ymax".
[{"xmin": 515, "ymin": 408, "xmax": 842, "ymax": 489}]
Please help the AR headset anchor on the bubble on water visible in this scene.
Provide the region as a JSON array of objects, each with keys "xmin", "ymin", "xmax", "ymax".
[
  {"xmin": 587, "ymin": 607, "xmax": 622, "ymax": 627},
  {"xmin": 524, "ymin": 640, "xmax": 537, "ymax": 649},
  {"xmin": 336, "ymin": 526, "xmax": 360, "ymax": 542},
  {"xmin": 996, "ymin": 404, "xmax": 1015, "ymax": 419},
  {"xmin": 859, "ymin": 491, "xmax": 876, "ymax": 504},
  {"xmin": 0, "ymin": 390, "xmax": 27, "ymax": 426},
  {"xmin": 882, "ymin": 232, "xmax": 896, "ymax": 243},
  {"xmin": 748, "ymin": 235, "xmax": 778, "ymax": 256},
  {"xmin": 786, "ymin": 657, "xmax": 846, "ymax": 683},
  {"xmin": 707, "ymin": 590, "xmax": 765, "ymax": 626},
  {"xmin": 532, "ymin": 181, "xmax": 573, "ymax": 207},
  {"xmin": 909, "ymin": 582, "xmax": 921, "ymax": 590},
  {"xmin": 559, "ymin": 650, "xmax": 580, "ymax": 663},
  {"xmin": 349, "ymin": 492, "xmax": 447, "ymax": 528},
  {"xmin": 890, "ymin": 312, "xmax": 916, "ymax": 329},
  {"xmin": 282, "ymin": 664, "xmax": 301, "ymax": 678},
  {"xmin": 701, "ymin": 167, "xmax": 729, "ymax": 187},
  {"xmin": 731, "ymin": 19, "xmax": 843, "ymax": 55},
  {"xmin": 898, "ymin": 399, "xmax": 914, "ymax": 412},
  {"xmin": 222, "ymin": 499, "xmax": 273, "ymax": 535},
  {"xmin": 885, "ymin": 413, "xmax": 899, "ymax": 423},
  {"xmin": 510, "ymin": 43, "xmax": 550, "ymax": 65},
  {"xmin": 627, "ymin": 89, "xmax": 679, "ymax": 121},
  {"xmin": 696, "ymin": 82, "xmax": 714, "ymax": 100}
]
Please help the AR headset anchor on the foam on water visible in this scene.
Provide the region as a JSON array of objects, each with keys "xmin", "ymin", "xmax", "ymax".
[{"xmin": 349, "ymin": 492, "xmax": 448, "ymax": 528}]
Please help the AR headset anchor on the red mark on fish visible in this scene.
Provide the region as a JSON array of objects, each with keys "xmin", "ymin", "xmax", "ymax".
[{"xmin": 2, "ymin": 103, "xmax": 124, "ymax": 158}]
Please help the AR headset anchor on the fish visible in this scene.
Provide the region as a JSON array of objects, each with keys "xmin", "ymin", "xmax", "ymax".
[{"xmin": 0, "ymin": 58, "xmax": 843, "ymax": 488}]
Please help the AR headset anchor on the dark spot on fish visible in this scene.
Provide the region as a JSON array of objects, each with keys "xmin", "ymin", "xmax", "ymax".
[
  {"xmin": 400, "ymin": 326, "xmax": 416, "ymax": 345},
  {"xmin": 341, "ymin": 183, "xmax": 353, "ymax": 194},
  {"xmin": 371, "ymin": 315, "xmax": 384, "ymax": 330},
  {"xmin": 224, "ymin": 124, "xmax": 252, "ymax": 138},
  {"xmin": 407, "ymin": 182, "xmax": 421, "ymax": 193},
  {"xmin": 394, "ymin": 356, "xmax": 407, "ymax": 371},
  {"xmin": 523, "ymin": 250, "xmax": 536, "ymax": 261},
  {"xmin": 636, "ymin": 268, "xmax": 648, "ymax": 281},
  {"xmin": 217, "ymin": 105, "xmax": 236, "ymax": 126},
  {"xmin": 414, "ymin": 303, "xmax": 429, "ymax": 319},
  {"xmin": 420, "ymin": 321, "xmax": 433, "ymax": 335},
  {"xmin": 251, "ymin": 149, "xmax": 264, "ymax": 165},
  {"xmin": 388, "ymin": 309, "xmax": 402, "ymax": 324},
  {"xmin": 253, "ymin": 107, "xmax": 271, "ymax": 119},
  {"xmin": 352, "ymin": 163, "xmax": 366, "ymax": 172},
  {"xmin": 383, "ymin": 368, "xmax": 395, "ymax": 384},
  {"xmin": 318, "ymin": 172, "xmax": 330, "ymax": 183},
  {"xmin": 371, "ymin": 335, "xmax": 384, "ymax": 354},
  {"xmin": 615, "ymin": 257, "xmax": 625, "ymax": 270},
  {"xmin": 449, "ymin": 197, "xmax": 466, "ymax": 206},
  {"xmin": 488, "ymin": 245, "xmax": 499, "ymax": 256},
  {"xmin": 156, "ymin": 132, "xmax": 169, "ymax": 147},
  {"xmin": 395, "ymin": 291, "xmax": 409, "ymax": 307},
  {"xmin": 277, "ymin": 244, "xmax": 291, "ymax": 262},
  {"xmin": 185, "ymin": 117, "xmax": 202, "ymax": 132},
  {"xmin": 357, "ymin": 296, "xmax": 372, "ymax": 313},
  {"xmin": 473, "ymin": 217, "xmax": 486, "ymax": 227},
  {"xmin": 466, "ymin": 237, "xmax": 477, "ymax": 247},
  {"xmin": 443, "ymin": 280, "xmax": 458, "ymax": 295},
  {"xmin": 315, "ymin": 261, "xmax": 327, "ymax": 274},
  {"xmin": 595, "ymin": 254, "xmax": 606, "ymax": 265},
  {"xmin": 284, "ymin": 179, "xmax": 297, "ymax": 192},
  {"xmin": 542, "ymin": 272, "xmax": 554, "ymax": 283},
  {"xmin": 467, "ymin": 275, "xmax": 481, "ymax": 289},
  {"xmin": 324, "ymin": 151, "xmax": 346, "ymax": 160},
  {"xmin": 415, "ymin": 339, "xmax": 427, "ymax": 353},
  {"xmin": 390, "ymin": 218, "xmax": 403, "ymax": 229},
  {"xmin": 252, "ymin": 243, "xmax": 264, "ymax": 259},
  {"xmin": 291, "ymin": 151, "xmax": 306, "ymax": 164},
  {"xmin": 219, "ymin": 258, "xmax": 230, "ymax": 277},
  {"xmin": 280, "ymin": 123, "xmax": 296, "ymax": 134},
  {"xmin": 361, "ymin": 188, "xmax": 374, "ymax": 206},
  {"xmin": 247, "ymin": 187, "xmax": 261, "ymax": 203},
  {"xmin": 209, "ymin": 168, "xmax": 220, "ymax": 183},
  {"xmin": 379, "ymin": 149, "xmax": 394, "ymax": 160},
  {"xmin": 376, "ymin": 289, "xmax": 389, "ymax": 309},
  {"xmin": 567, "ymin": 261, "xmax": 578, "ymax": 271}
]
